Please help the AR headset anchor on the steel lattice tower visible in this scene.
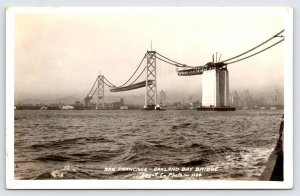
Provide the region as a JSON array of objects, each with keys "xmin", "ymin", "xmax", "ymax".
[
  {"xmin": 144, "ymin": 51, "xmax": 157, "ymax": 109},
  {"xmin": 97, "ymin": 75, "xmax": 105, "ymax": 109}
]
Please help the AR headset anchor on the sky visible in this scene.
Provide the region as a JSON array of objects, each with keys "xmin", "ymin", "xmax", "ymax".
[{"xmin": 14, "ymin": 8, "xmax": 286, "ymax": 101}]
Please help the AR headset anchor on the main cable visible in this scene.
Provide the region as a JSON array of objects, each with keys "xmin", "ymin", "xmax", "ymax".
[
  {"xmin": 90, "ymin": 86, "xmax": 99, "ymax": 97},
  {"xmin": 86, "ymin": 76, "xmax": 99, "ymax": 96},
  {"xmin": 156, "ymin": 56, "xmax": 184, "ymax": 67},
  {"xmin": 221, "ymin": 29, "xmax": 284, "ymax": 63},
  {"xmin": 103, "ymin": 54, "xmax": 146, "ymax": 88},
  {"xmin": 127, "ymin": 66, "xmax": 147, "ymax": 86},
  {"xmin": 104, "ymin": 77, "xmax": 116, "ymax": 87},
  {"xmin": 103, "ymin": 79, "xmax": 115, "ymax": 88},
  {"xmin": 156, "ymin": 52, "xmax": 187, "ymax": 67},
  {"xmin": 227, "ymin": 38, "xmax": 284, "ymax": 65},
  {"xmin": 118, "ymin": 54, "xmax": 146, "ymax": 87},
  {"xmin": 104, "ymin": 64, "xmax": 147, "ymax": 89}
]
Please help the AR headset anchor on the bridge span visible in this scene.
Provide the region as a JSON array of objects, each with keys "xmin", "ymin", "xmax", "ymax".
[
  {"xmin": 110, "ymin": 80, "xmax": 154, "ymax": 92},
  {"xmin": 84, "ymin": 29, "xmax": 284, "ymax": 110}
]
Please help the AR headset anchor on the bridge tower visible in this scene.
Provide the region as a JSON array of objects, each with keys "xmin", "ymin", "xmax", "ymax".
[
  {"xmin": 201, "ymin": 67, "xmax": 230, "ymax": 107},
  {"xmin": 144, "ymin": 51, "xmax": 157, "ymax": 109},
  {"xmin": 97, "ymin": 75, "xmax": 105, "ymax": 109}
]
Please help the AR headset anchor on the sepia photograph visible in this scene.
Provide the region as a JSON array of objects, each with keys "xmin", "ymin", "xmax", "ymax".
[{"xmin": 6, "ymin": 7, "xmax": 293, "ymax": 189}]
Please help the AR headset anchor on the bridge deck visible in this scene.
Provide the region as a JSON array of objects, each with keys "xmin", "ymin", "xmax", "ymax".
[
  {"xmin": 177, "ymin": 68, "xmax": 204, "ymax": 76},
  {"xmin": 110, "ymin": 80, "xmax": 154, "ymax": 92},
  {"xmin": 177, "ymin": 62, "xmax": 227, "ymax": 76}
]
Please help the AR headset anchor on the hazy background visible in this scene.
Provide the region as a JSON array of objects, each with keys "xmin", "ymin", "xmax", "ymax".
[{"xmin": 14, "ymin": 9, "xmax": 285, "ymax": 104}]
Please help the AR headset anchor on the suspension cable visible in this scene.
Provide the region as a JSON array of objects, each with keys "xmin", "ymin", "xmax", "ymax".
[
  {"xmin": 104, "ymin": 65, "xmax": 146, "ymax": 89},
  {"xmin": 91, "ymin": 79, "xmax": 115, "ymax": 98},
  {"xmin": 91, "ymin": 29, "xmax": 285, "ymax": 91},
  {"xmin": 227, "ymin": 38, "xmax": 284, "ymax": 65},
  {"xmin": 103, "ymin": 79, "xmax": 115, "ymax": 88},
  {"xmin": 127, "ymin": 65, "xmax": 147, "ymax": 86},
  {"xmin": 90, "ymin": 86, "xmax": 98, "ymax": 97},
  {"xmin": 86, "ymin": 76, "xmax": 99, "ymax": 96},
  {"xmin": 222, "ymin": 29, "xmax": 284, "ymax": 63},
  {"xmin": 103, "ymin": 54, "xmax": 146, "ymax": 88},
  {"xmin": 156, "ymin": 52, "xmax": 187, "ymax": 67},
  {"xmin": 156, "ymin": 56, "xmax": 184, "ymax": 67},
  {"xmin": 118, "ymin": 54, "xmax": 146, "ymax": 87},
  {"xmin": 103, "ymin": 77, "xmax": 116, "ymax": 87}
]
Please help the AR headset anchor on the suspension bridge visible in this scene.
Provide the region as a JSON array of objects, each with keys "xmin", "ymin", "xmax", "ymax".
[{"xmin": 84, "ymin": 30, "xmax": 285, "ymax": 110}]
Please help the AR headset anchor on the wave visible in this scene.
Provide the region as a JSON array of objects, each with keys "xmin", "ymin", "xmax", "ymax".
[
  {"xmin": 35, "ymin": 155, "xmax": 71, "ymax": 162},
  {"xmin": 180, "ymin": 159, "xmax": 207, "ymax": 167},
  {"xmin": 30, "ymin": 136, "xmax": 113, "ymax": 149},
  {"xmin": 171, "ymin": 122, "xmax": 193, "ymax": 129},
  {"xmin": 88, "ymin": 149, "xmax": 125, "ymax": 162},
  {"xmin": 189, "ymin": 143, "xmax": 205, "ymax": 148},
  {"xmin": 113, "ymin": 141, "xmax": 174, "ymax": 165}
]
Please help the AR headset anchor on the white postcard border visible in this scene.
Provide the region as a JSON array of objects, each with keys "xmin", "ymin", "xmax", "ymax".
[{"xmin": 6, "ymin": 6, "xmax": 294, "ymax": 189}]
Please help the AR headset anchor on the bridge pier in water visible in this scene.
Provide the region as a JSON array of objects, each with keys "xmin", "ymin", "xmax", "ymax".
[{"xmin": 201, "ymin": 68, "xmax": 232, "ymax": 110}]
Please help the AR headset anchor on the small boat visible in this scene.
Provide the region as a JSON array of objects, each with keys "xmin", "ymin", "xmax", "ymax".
[{"xmin": 155, "ymin": 105, "xmax": 166, "ymax": 111}]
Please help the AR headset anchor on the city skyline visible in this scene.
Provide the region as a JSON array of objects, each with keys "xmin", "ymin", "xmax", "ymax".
[{"xmin": 15, "ymin": 88, "xmax": 284, "ymax": 107}]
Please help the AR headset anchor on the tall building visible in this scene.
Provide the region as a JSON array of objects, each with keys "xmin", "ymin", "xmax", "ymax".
[
  {"xmin": 241, "ymin": 89, "xmax": 253, "ymax": 108},
  {"xmin": 230, "ymin": 91, "xmax": 240, "ymax": 107},
  {"xmin": 266, "ymin": 89, "xmax": 283, "ymax": 106},
  {"xmin": 120, "ymin": 98, "xmax": 124, "ymax": 106}
]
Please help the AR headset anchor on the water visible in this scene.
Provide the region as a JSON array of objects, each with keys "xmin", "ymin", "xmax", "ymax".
[{"xmin": 14, "ymin": 110, "xmax": 282, "ymax": 180}]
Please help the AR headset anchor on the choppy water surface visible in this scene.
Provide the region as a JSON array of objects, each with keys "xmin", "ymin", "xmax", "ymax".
[{"xmin": 14, "ymin": 110, "xmax": 282, "ymax": 180}]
